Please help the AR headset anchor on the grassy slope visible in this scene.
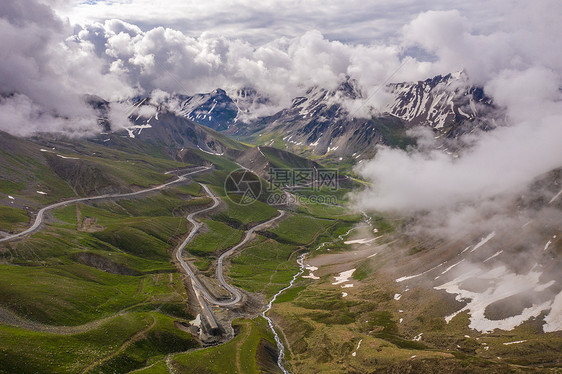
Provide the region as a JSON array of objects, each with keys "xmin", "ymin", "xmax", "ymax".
[
  {"xmin": 266, "ymin": 216, "xmax": 562, "ymax": 374},
  {"xmin": 170, "ymin": 318, "xmax": 276, "ymax": 374},
  {"xmin": 0, "ymin": 134, "xmax": 190, "ymax": 210},
  {"xmin": 0, "ymin": 312, "xmax": 198, "ymax": 374},
  {"xmin": 0, "ymin": 136, "xmax": 215, "ymax": 373},
  {"xmin": 187, "ymin": 219, "xmax": 243, "ymax": 257},
  {"xmin": 0, "ymin": 205, "xmax": 29, "ymax": 232}
]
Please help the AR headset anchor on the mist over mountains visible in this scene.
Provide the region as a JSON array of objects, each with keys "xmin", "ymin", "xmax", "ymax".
[
  {"xmin": 2, "ymin": 0, "xmax": 560, "ymax": 138},
  {"xmin": 2, "ymin": 0, "xmax": 561, "ymax": 238},
  {"xmin": 1, "ymin": 1, "xmax": 562, "ymax": 372}
]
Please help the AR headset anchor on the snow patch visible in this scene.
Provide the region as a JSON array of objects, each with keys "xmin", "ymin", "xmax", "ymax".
[
  {"xmin": 351, "ymin": 339, "xmax": 362, "ymax": 357},
  {"xmin": 503, "ymin": 340, "xmax": 526, "ymax": 345},
  {"xmin": 440, "ymin": 259, "xmax": 464, "ymax": 275},
  {"xmin": 469, "ymin": 232, "xmax": 496, "ymax": 253},
  {"xmin": 57, "ymin": 154, "xmax": 79, "ymax": 160},
  {"xmin": 396, "ymin": 262, "xmax": 444, "ymax": 283},
  {"xmin": 124, "ymin": 124, "xmax": 152, "ymax": 138},
  {"xmin": 190, "ymin": 314, "xmax": 202, "ymax": 328},
  {"xmin": 435, "ymin": 265, "xmax": 555, "ymax": 333},
  {"xmin": 332, "ymin": 269, "xmax": 355, "ymax": 285},
  {"xmin": 344, "ymin": 236, "xmax": 383, "ymax": 245},
  {"xmin": 302, "ymin": 265, "xmax": 320, "ymax": 280},
  {"xmin": 543, "ymin": 290, "xmax": 562, "ymax": 332},
  {"xmin": 483, "ymin": 250, "xmax": 503, "ymax": 263},
  {"xmin": 548, "ymin": 188, "xmax": 562, "ymax": 204}
]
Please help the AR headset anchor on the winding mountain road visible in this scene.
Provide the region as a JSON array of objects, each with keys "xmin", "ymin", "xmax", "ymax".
[
  {"xmin": 0, "ymin": 166, "xmax": 211, "ymax": 243},
  {"xmin": 215, "ymin": 209, "xmax": 285, "ymax": 304},
  {"xmin": 175, "ymin": 184, "xmax": 285, "ymax": 306},
  {"xmin": 1, "ymin": 164, "xmax": 286, "ymax": 338}
]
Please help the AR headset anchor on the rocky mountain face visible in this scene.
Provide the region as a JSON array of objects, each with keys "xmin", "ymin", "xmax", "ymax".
[
  {"xmin": 170, "ymin": 87, "xmax": 271, "ymax": 132},
  {"xmin": 239, "ymin": 81, "xmax": 408, "ymax": 159},
  {"xmin": 174, "ymin": 89, "xmax": 239, "ymax": 132},
  {"xmin": 386, "ymin": 71, "xmax": 500, "ymax": 136},
  {"xmin": 90, "ymin": 71, "xmax": 501, "ymax": 159},
  {"xmin": 104, "ymin": 99, "xmax": 244, "ymax": 157},
  {"xmin": 168, "ymin": 72, "xmax": 502, "ymax": 158}
]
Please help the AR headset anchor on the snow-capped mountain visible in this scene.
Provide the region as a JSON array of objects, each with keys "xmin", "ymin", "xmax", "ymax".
[
  {"xmin": 171, "ymin": 87, "xmax": 272, "ymax": 131},
  {"xmin": 386, "ymin": 71, "xmax": 498, "ymax": 134},
  {"xmin": 93, "ymin": 97, "xmax": 236, "ymax": 156},
  {"xmin": 175, "ymin": 72, "xmax": 502, "ymax": 158},
  {"xmin": 236, "ymin": 80, "xmax": 405, "ymax": 159},
  {"xmin": 91, "ymin": 71, "xmax": 502, "ymax": 159},
  {"xmin": 174, "ymin": 89, "xmax": 238, "ymax": 131},
  {"xmin": 265, "ymin": 72, "xmax": 503, "ymax": 157}
]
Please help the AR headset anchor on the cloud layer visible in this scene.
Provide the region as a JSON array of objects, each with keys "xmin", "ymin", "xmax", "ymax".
[
  {"xmin": 0, "ymin": 0, "xmax": 135, "ymax": 136},
  {"xmin": 60, "ymin": 0, "xmax": 514, "ymax": 45},
  {"xmin": 1, "ymin": 0, "xmax": 561, "ymax": 146},
  {"xmin": 352, "ymin": 1, "xmax": 562, "ymax": 238}
]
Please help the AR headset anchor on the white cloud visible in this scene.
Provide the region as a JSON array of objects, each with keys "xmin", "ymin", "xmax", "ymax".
[
  {"xmin": 0, "ymin": 0, "xmax": 134, "ymax": 136},
  {"xmin": 59, "ymin": 0, "xmax": 514, "ymax": 45},
  {"xmin": 2, "ymin": 0, "xmax": 561, "ymax": 141},
  {"xmin": 352, "ymin": 4, "xmax": 562, "ymax": 238}
]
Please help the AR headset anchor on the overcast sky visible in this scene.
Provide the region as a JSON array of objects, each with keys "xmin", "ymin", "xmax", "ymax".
[
  {"xmin": 1, "ymin": 0, "xmax": 561, "ymax": 240},
  {"xmin": 58, "ymin": 0, "xmax": 510, "ymax": 45},
  {"xmin": 0, "ymin": 0, "xmax": 560, "ymax": 139}
]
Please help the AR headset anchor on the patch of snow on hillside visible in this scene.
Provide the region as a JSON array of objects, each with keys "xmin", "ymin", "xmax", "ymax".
[
  {"xmin": 351, "ymin": 339, "xmax": 362, "ymax": 357},
  {"xmin": 344, "ymin": 237, "xmax": 378, "ymax": 245},
  {"xmin": 469, "ymin": 232, "xmax": 496, "ymax": 253},
  {"xmin": 302, "ymin": 265, "xmax": 320, "ymax": 280},
  {"xmin": 483, "ymin": 250, "xmax": 503, "ymax": 263},
  {"xmin": 57, "ymin": 154, "xmax": 79, "ymax": 160},
  {"xmin": 543, "ymin": 290, "xmax": 562, "ymax": 332},
  {"xmin": 435, "ymin": 265, "xmax": 555, "ymax": 333},
  {"xmin": 332, "ymin": 269, "xmax": 355, "ymax": 285},
  {"xmin": 395, "ymin": 262, "xmax": 444, "ymax": 282},
  {"xmin": 503, "ymin": 340, "xmax": 526, "ymax": 345},
  {"xmin": 549, "ymin": 188, "xmax": 562, "ymax": 204},
  {"xmin": 440, "ymin": 259, "xmax": 464, "ymax": 275},
  {"xmin": 125, "ymin": 124, "xmax": 152, "ymax": 138}
]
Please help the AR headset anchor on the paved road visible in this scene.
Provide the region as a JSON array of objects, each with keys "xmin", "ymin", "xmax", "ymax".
[
  {"xmin": 1, "ymin": 164, "xmax": 284, "ymax": 310},
  {"xmin": 0, "ymin": 166, "xmax": 211, "ymax": 243},
  {"xmin": 215, "ymin": 210, "xmax": 285, "ymax": 304},
  {"xmin": 175, "ymin": 184, "xmax": 285, "ymax": 306}
]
